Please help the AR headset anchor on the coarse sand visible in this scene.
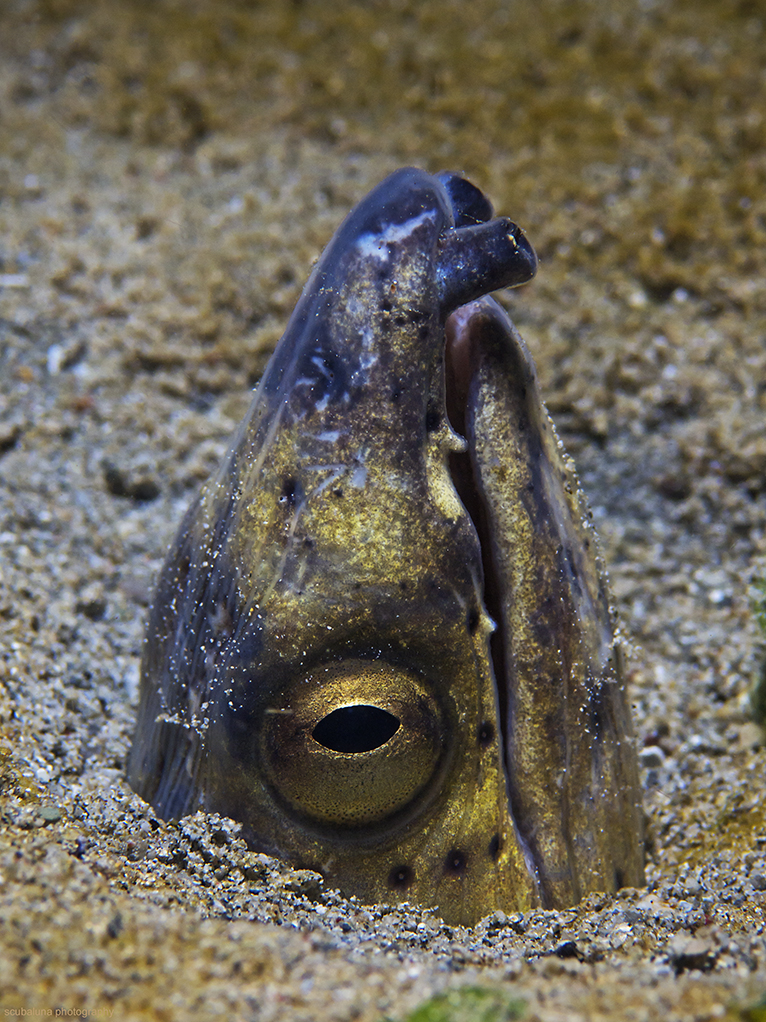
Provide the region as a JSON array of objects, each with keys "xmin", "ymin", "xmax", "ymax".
[{"xmin": 1, "ymin": 2, "xmax": 766, "ymax": 1019}]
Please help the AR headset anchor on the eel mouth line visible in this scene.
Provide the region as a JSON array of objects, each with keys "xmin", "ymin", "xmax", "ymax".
[
  {"xmin": 444, "ymin": 303, "xmax": 509, "ymax": 767},
  {"xmin": 444, "ymin": 301, "xmax": 544, "ymax": 892}
]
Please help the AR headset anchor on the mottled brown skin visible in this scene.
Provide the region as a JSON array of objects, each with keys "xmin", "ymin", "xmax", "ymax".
[{"xmin": 128, "ymin": 168, "xmax": 644, "ymax": 925}]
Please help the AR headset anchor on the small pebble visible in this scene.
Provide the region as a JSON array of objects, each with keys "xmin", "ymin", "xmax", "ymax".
[
  {"xmin": 38, "ymin": 805, "xmax": 63, "ymax": 823},
  {"xmin": 639, "ymin": 745, "xmax": 665, "ymax": 769}
]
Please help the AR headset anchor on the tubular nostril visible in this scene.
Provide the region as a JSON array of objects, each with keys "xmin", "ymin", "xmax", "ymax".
[
  {"xmin": 436, "ymin": 218, "xmax": 537, "ymax": 314},
  {"xmin": 312, "ymin": 704, "xmax": 400, "ymax": 753}
]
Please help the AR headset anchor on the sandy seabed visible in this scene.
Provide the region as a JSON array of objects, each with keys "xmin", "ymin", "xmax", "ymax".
[{"xmin": 1, "ymin": 2, "xmax": 766, "ymax": 1019}]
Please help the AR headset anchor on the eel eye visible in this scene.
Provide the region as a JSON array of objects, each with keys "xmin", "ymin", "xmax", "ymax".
[
  {"xmin": 261, "ymin": 660, "xmax": 447, "ymax": 828},
  {"xmin": 312, "ymin": 705, "xmax": 400, "ymax": 753}
]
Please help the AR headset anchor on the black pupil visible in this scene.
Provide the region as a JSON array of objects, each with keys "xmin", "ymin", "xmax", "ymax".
[{"xmin": 312, "ymin": 705, "xmax": 400, "ymax": 753}]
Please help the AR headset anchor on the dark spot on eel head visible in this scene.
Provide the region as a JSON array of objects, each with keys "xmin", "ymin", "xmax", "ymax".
[
  {"xmin": 280, "ymin": 476, "xmax": 299, "ymax": 509},
  {"xmin": 467, "ymin": 607, "xmax": 479, "ymax": 634},
  {"xmin": 488, "ymin": 833, "xmax": 501, "ymax": 861},
  {"xmin": 477, "ymin": 721, "xmax": 494, "ymax": 746},
  {"xmin": 388, "ymin": 864, "xmax": 414, "ymax": 889},
  {"xmin": 425, "ymin": 407, "xmax": 440, "ymax": 432},
  {"xmin": 445, "ymin": 848, "xmax": 467, "ymax": 876}
]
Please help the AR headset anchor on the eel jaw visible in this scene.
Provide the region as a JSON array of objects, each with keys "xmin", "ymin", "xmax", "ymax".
[
  {"xmin": 443, "ymin": 296, "xmax": 645, "ymax": 908},
  {"xmin": 444, "ymin": 302, "xmax": 511, "ymax": 775}
]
